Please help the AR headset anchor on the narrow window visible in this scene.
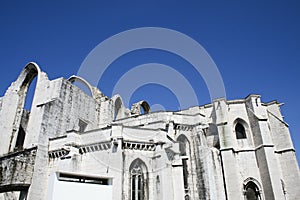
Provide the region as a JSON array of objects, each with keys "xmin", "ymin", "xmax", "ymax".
[
  {"xmin": 15, "ymin": 126, "xmax": 26, "ymax": 150},
  {"xmin": 235, "ymin": 123, "xmax": 246, "ymax": 139},
  {"xmin": 114, "ymin": 97, "xmax": 122, "ymax": 120},
  {"xmin": 177, "ymin": 135, "xmax": 191, "ymax": 195},
  {"xmin": 156, "ymin": 176, "xmax": 161, "ymax": 199},
  {"xmin": 130, "ymin": 159, "xmax": 147, "ymax": 200},
  {"xmin": 131, "ymin": 165, "xmax": 144, "ymax": 200}
]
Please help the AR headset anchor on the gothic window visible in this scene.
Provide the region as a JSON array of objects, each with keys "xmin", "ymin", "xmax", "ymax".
[
  {"xmin": 244, "ymin": 181, "xmax": 261, "ymax": 200},
  {"xmin": 113, "ymin": 96, "xmax": 123, "ymax": 120},
  {"xmin": 177, "ymin": 135, "xmax": 191, "ymax": 194},
  {"xmin": 130, "ymin": 159, "xmax": 148, "ymax": 200},
  {"xmin": 235, "ymin": 123, "xmax": 246, "ymax": 139}
]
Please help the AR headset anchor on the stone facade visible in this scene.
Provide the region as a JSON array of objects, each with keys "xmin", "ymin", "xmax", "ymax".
[{"xmin": 0, "ymin": 62, "xmax": 299, "ymax": 200}]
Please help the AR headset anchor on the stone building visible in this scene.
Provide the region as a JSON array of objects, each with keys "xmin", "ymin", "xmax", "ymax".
[{"xmin": 0, "ymin": 62, "xmax": 299, "ymax": 200}]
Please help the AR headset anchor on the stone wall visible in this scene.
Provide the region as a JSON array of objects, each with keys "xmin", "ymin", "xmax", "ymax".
[{"xmin": 0, "ymin": 147, "xmax": 36, "ymax": 191}]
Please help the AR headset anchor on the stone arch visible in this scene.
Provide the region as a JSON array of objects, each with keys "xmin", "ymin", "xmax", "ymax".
[
  {"xmin": 13, "ymin": 62, "xmax": 41, "ymax": 91},
  {"xmin": 129, "ymin": 158, "xmax": 148, "ymax": 200},
  {"xmin": 233, "ymin": 118, "xmax": 249, "ymax": 139},
  {"xmin": 176, "ymin": 134, "xmax": 191, "ymax": 156},
  {"xmin": 68, "ymin": 75, "xmax": 94, "ymax": 98},
  {"xmin": 12, "ymin": 62, "xmax": 41, "ymax": 150},
  {"xmin": 131, "ymin": 100, "xmax": 151, "ymax": 115},
  {"xmin": 243, "ymin": 177, "xmax": 263, "ymax": 200},
  {"xmin": 112, "ymin": 94, "xmax": 124, "ymax": 120}
]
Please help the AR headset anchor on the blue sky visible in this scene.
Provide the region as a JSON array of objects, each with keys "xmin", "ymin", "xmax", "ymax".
[{"xmin": 0, "ymin": 1, "xmax": 299, "ymax": 164}]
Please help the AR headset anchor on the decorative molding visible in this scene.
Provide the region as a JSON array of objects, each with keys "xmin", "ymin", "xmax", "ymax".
[
  {"xmin": 174, "ymin": 124, "xmax": 193, "ymax": 131},
  {"xmin": 79, "ymin": 141, "xmax": 111, "ymax": 154},
  {"xmin": 123, "ymin": 141, "xmax": 156, "ymax": 151},
  {"xmin": 48, "ymin": 148, "xmax": 70, "ymax": 159}
]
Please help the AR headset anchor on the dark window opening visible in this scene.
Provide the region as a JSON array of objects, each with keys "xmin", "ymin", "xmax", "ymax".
[
  {"xmin": 78, "ymin": 119, "xmax": 87, "ymax": 133},
  {"xmin": 235, "ymin": 123, "xmax": 246, "ymax": 139},
  {"xmin": 245, "ymin": 181, "xmax": 261, "ymax": 200},
  {"xmin": 182, "ymin": 159, "xmax": 189, "ymax": 189},
  {"xmin": 15, "ymin": 126, "xmax": 26, "ymax": 150}
]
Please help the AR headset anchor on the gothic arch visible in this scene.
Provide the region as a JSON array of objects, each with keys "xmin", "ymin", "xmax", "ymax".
[
  {"xmin": 176, "ymin": 134, "xmax": 191, "ymax": 156},
  {"xmin": 11, "ymin": 62, "xmax": 41, "ymax": 150},
  {"xmin": 233, "ymin": 118, "xmax": 249, "ymax": 139},
  {"xmin": 112, "ymin": 94, "xmax": 124, "ymax": 120},
  {"xmin": 68, "ymin": 75, "xmax": 94, "ymax": 98},
  {"xmin": 13, "ymin": 62, "xmax": 41, "ymax": 91},
  {"xmin": 243, "ymin": 177, "xmax": 263, "ymax": 200},
  {"xmin": 129, "ymin": 158, "xmax": 148, "ymax": 200}
]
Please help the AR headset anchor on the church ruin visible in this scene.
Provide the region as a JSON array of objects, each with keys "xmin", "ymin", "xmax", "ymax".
[{"xmin": 0, "ymin": 62, "xmax": 299, "ymax": 200}]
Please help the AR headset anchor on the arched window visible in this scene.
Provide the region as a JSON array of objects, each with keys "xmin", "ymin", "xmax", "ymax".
[
  {"xmin": 130, "ymin": 159, "xmax": 148, "ymax": 200},
  {"xmin": 244, "ymin": 181, "xmax": 261, "ymax": 200},
  {"xmin": 177, "ymin": 135, "xmax": 191, "ymax": 196},
  {"xmin": 235, "ymin": 123, "xmax": 246, "ymax": 139},
  {"xmin": 113, "ymin": 96, "xmax": 123, "ymax": 120}
]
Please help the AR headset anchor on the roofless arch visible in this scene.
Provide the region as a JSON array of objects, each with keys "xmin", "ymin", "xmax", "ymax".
[
  {"xmin": 10, "ymin": 62, "xmax": 41, "ymax": 151},
  {"xmin": 112, "ymin": 94, "xmax": 124, "ymax": 120},
  {"xmin": 68, "ymin": 75, "xmax": 95, "ymax": 98},
  {"xmin": 131, "ymin": 100, "xmax": 151, "ymax": 115},
  {"xmin": 14, "ymin": 62, "xmax": 41, "ymax": 93}
]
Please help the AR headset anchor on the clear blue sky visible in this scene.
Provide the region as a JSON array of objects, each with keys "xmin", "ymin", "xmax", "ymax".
[{"xmin": 0, "ymin": 1, "xmax": 299, "ymax": 164}]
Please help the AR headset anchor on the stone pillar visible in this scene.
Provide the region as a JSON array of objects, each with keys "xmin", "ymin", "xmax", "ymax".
[
  {"xmin": 214, "ymin": 98, "xmax": 241, "ymax": 199},
  {"xmin": 246, "ymin": 95, "xmax": 285, "ymax": 200},
  {"xmin": 172, "ymin": 159, "xmax": 185, "ymax": 200}
]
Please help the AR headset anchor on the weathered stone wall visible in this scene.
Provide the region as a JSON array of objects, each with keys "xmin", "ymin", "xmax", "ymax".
[
  {"xmin": 40, "ymin": 78, "xmax": 100, "ymax": 138},
  {"xmin": 0, "ymin": 148, "xmax": 36, "ymax": 190},
  {"xmin": 267, "ymin": 103, "xmax": 300, "ymax": 199},
  {"xmin": 0, "ymin": 65, "xmax": 299, "ymax": 200}
]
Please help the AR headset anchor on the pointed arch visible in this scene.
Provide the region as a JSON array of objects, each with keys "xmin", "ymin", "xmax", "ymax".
[
  {"xmin": 243, "ymin": 177, "xmax": 263, "ymax": 200},
  {"xmin": 12, "ymin": 62, "xmax": 41, "ymax": 150},
  {"xmin": 233, "ymin": 118, "xmax": 249, "ymax": 139},
  {"xmin": 112, "ymin": 94, "xmax": 124, "ymax": 120},
  {"xmin": 177, "ymin": 134, "xmax": 191, "ymax": 156},
  {"xmin": 129, "ymin": 158, "xmax": 148, "ymax": 200},
  {"xmin": 68, "ymin": 75, "xmax": 94, "ymax": 98},
  {"xmin": 14, "ymin": 62, "xmax": 41, "ymax": 91}
]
